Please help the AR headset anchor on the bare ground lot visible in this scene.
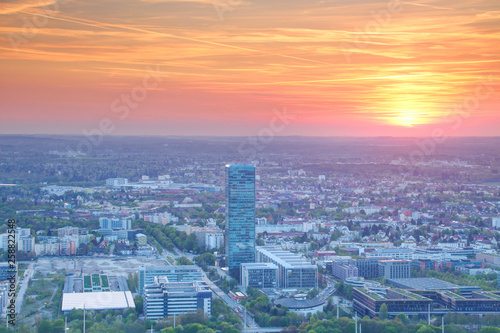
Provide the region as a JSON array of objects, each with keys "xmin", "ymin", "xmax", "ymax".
[
  {"xmin": 36, "ymin": 256, "xmax": 169, "ymax": 276},
  {"xmin": 20, "ymin": 256, "xmax": 169, "ymax": 326}
]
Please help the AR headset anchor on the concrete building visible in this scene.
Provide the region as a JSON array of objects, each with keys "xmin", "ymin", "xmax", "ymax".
[
  {"xmin": 99, "ymin": 217, "xmax": 131, "ymax": 230},
  {"xmin": 274, "ymin": 294, "xmax": 325, "ymax": 315},
  {"xmin": 330, "ymin": 260, "xmax": 358, "ymax": 280},
  {"xmin": 144, "ymin": 278, "xmax": 212, "ymax": 320},
  {"xmin": 354, "ymin": 286, "xmax": 500, "ymax": 318},
  {"xmin": 386, "ymin": 278, "xmax": 481, "ymax": 297},
  {"xmin": 353, "ymin": 257, "xmax": 391, "ymax": 278},
  {"xmin": 256, "ymin": 246, "xmax": 317, "ymax": 289},
  {"xmin": 378, "ymin": 260, "xmax": 412, "ymax": 279},
  {"xmin": 241, "ymin": 263, "xmax": 278, "ymax": 290},
  {"xmin": 354, "ymin": 287, "xmax": 432, "ymax": 318},
  {"xmin": 57, "ymin": 226, "xmax": 80, "ymax": 237},
  {"xmin": 365, "ymin": 248, "xmax": 414, "ymax": 260},
  {"xmin": 492, "ymin": 217, "xmax": 500, "ymax": 229},
  {"xmin": 19, "ymin": 235, "xmax": 35, "ymax": 253},
  {"xmin": 138, "ymin": 266, "xmax": 203, "ymax": 294},
  {"xmin": 205, "ymin": 232, "xmax": 224, "ymax": 250}
]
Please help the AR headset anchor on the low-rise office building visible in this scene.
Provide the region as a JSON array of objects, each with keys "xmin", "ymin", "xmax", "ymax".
[
  {"xmin": 330, "ymin": 260, "xmax": 358, "ymax": 280},
  {"xmin": 144, "ymin": 278, "xmax": 212, "ymax": 320},
  {"xmin": 378, "ymin": 260, "xmax": 411, "ymax": 279},
  {"xmin": 138, "ymin": 265, "xmax": 203, "ymax": 294},
  {"xmin": 241, "ymin": 263, "xmax": 278, "ymax": 290},
  {"xmin": 353, "ymin": 287, "xmax": 432, "ymax": 318},
  {"xmin": 256, "ymin": 246, "xmax": 317, "ymax": 289}
]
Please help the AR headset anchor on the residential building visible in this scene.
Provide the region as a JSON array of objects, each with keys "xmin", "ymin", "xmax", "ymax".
[
  {"xmin": 57, "ymin": 226, "xmax": 80, "ymax": 237},
  {"xmin": 99, "ymin": 217, "xmax": 131, "ymax": 230},
  {"xmin": 205, "ymin": 232, "xmax": 224, "ymax": 250}
]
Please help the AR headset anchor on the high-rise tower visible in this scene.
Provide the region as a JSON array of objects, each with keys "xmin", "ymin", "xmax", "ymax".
[{"xmin": 225, "ymin": 164, "xmax": 255, "ymax": 280}]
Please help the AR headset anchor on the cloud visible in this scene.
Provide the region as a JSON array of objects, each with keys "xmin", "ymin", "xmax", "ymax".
[{"xmin": 0, "ymin": 0, "xmax": 58, "ymax": 15}]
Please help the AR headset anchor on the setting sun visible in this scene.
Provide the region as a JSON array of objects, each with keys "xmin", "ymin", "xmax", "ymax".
[{"xmin": 0, "ymin": 0, "xmax": 498, "ymax": 136}]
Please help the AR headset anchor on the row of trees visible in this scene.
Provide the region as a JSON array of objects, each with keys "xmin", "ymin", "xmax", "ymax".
[{"xmin": 134, "ymin": 219, "xmax": 200, "ymax": 253}]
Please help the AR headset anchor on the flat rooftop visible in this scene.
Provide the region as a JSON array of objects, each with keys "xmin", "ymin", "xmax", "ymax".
[
  {"xmin": 241, "ymin": 262, "xmax": 278, "ymax": 270},
  {"xmin": 388, "ymin": 278, "xmax": 458, "ymax": 290},
  {"xmin": 256, "ymin": 246, "xmax": 316, "ymax": 269},
  {"xmin": 62, "ymin": 291, "xmax": 135, "ymax": 312},
  {"xmin": 386, "ymin": 278, "xmax": 482, "ymax": 291}
]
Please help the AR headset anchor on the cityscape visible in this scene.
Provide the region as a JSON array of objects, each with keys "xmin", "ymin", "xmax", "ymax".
[
  {"xmin": 0, "ymin": 136, "xmax": 499, "ymax": 333},
  {"xmin": 1, "ymin": 0, "xmax": 500, "ymax": 332}
]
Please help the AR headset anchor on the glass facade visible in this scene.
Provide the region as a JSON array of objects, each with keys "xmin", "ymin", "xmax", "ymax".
[{"xmin": 225, "ymin": 165, "xmax": 255, "ymax": 279}]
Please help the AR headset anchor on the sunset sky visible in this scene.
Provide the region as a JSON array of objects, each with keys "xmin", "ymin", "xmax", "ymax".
[{"xmin": 0, "ymin": 0, "xmax": 499, "ymax": 136}]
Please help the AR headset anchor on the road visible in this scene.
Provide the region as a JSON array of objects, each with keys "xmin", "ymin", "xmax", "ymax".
[
  {"xmin": 165, "ymin": 247, "xmax": 259, "ymax": 329},
  {"xmin": 242, "ymin": 328, "xmax": 283, "ymax": 333},
  {"xmin": 16, "ymin": 262, "xmax": 35, "ymax": 315}
]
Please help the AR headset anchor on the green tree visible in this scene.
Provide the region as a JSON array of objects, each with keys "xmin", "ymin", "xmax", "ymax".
[
  {"xmin": 379, "ymin": 303, "xmax": 388, "ymax": 320},
  {"xmin": 52, "ymin": 319, "xmax": 65, "ymax": 333},
  {"xmin": 479, "ymin": 328, "xmax": 500, "ymax": 333},
  {"xmin": 416, "ymin": 325, "xmax": 437, "ymax": 333},
  {"xmin": 134, "ymin": 295, "xmax": 144, "ymax": 314},
  {"xmin": 38, "ymin": 319, "xmax": 53, "ymax": 333},
  {"xmin": 395, "ymin": 313, "xmax": 409, "ymax": 324}
]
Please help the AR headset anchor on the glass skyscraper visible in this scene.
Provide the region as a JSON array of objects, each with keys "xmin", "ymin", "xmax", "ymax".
[{"xmin": 225, "ymin": 164, "xmax": 256, "ymax": 280}]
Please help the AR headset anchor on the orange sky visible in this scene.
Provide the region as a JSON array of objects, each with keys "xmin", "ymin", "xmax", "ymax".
[{"xmin": 0, "ymin": 0, "xmax": 499, "ymax": 136}]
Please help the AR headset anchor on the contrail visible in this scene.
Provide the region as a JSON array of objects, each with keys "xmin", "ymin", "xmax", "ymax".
[{"xmin": 19, "ymin": 10, "xmax": 338, "ymax": 67}]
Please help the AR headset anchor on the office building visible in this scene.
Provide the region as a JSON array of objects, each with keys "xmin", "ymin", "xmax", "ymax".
[
  {"xmin": 225, "ymin": 165, "xmax": 256, "ymax": 279},
  {"xmin": 354, "ymin": 287, "xmax": 432, "ymax": 318},
  {"xmin": 144, "ymin": 278, "xmax": 212, "ymax": 320},
  {"xmin": 354, "ymin": 286, "xmax": 500, "ymax": 318},
  {"xmin": 256, "ymin": 246, "xmax": 317, "ymax": 289},
  {"xmin": 330, "ymin": 260, "xmax": 358, "ymax": 280},
  {"xmin": 274, "ymin": 294, "xmax": 325, "ymax": 315},
  {"xmin": 241, "ymin": 263, "xmax": 278, "ymax": 290},
  {"xmin": 386, "ymin": 277, "xmax": 481, "ymax": 297},
  {"xmin": 353, "ymin": 257, "xmax": 390, "ymax": 278},
  {"xmin": 138, "ymin": 266, "xmax": 203, "ymax": 294},
  {"xmin": 378, "ymin": 260, "xmax": 411, "ymax": 279}
]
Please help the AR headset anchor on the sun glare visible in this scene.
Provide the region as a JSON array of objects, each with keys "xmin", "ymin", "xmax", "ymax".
[{"xmin": 392, "ymin": 112, "xmax": 421, "ymax": 127}]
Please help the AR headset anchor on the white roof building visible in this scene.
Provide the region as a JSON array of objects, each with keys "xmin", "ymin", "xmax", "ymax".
[{"xmin": 61, "ymin": 291, "xmax": 135, "ymax": 312}]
